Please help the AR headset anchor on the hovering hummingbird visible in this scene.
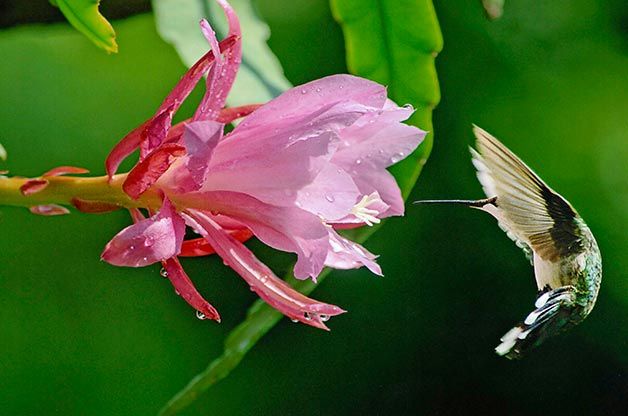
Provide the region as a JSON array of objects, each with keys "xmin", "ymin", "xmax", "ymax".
[{"xmin": 416, "ymin": 126, "xmax": 602, "ymax": 359}]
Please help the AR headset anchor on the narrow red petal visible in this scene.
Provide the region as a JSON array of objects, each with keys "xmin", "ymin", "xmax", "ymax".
[
  {"xmin": 71, "ymin": 198, "xmax": 120, "ymax": 213},
  {"xmin": 179, "ymin": 229, "xmax": 253, "ymax": 257},
  {"xmin": 217, "ymin": 104, "xmax": 262, "ymax": 124},
  {"xmin": 162, "ymin": 257, "xmax": 221, "ymax": 322},
  {"xmin": 185, "ymin": 211, "xmax": 345, "ymax": 330},
  {"xmin": 43, "ymin": 166, "xmax": 90, "ymax": 177},
  {"xmin": 20, "ymin": 179, "xmax": 49, "ymax": 196},
  {"xmin": 30, "ymin": 204, "xmax": 70, "ymax": 216},
  {"xmin": 122, "ymin": 143, "xmax": 185, "ymax": 199},
  {"xmin": 105, "ymin": 121, "xmax": 145, "ymax": 179}
]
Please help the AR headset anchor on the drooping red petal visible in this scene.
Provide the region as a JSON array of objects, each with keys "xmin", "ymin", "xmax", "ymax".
[
  {"xmin": 43, "ymin": 166, "xmax": 90, "ymax": 177},
  {"xmin": 184, "ymin": 211, "xmax": 345, "ymax": 330},
  {"xmin": 216, "ymin": 104, "xmax": 262, "ymax": 124},
  {"xmin": 105, "ymin": 35, "xmax": 238, "ymax": 178},
  {"xmin": 122, "ymin": 143, "xmax": 185, "ymax": 199},
  {"xmin": 20, "ymin": 179, "xmax": 49, "ymax": 196},
  {"xmin": 162, "ymin": 257, "xmax": 221, "ymax": 322},
  {"xmin": 30, "ymin": 204, "xmax": 70, "ymax": 216},
  {"xmin": 71, "ymin": 198, "xmax": 120, "ymax": 213},
  {"xmin": 179, "ymin": 229, "xmax": 253, "ymax": 257}
]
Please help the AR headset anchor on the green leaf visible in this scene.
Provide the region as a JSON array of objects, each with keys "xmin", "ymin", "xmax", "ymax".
[
  {"xmin": 0, "ymin": 143, "xmax": 6, "ymax": 161},
  {"xmin": 152, "ymin": 0, "xmax": 292, "ymax": 106},
  {"xmin": 52, "ymin": 0, "xmax": 118, "ymax": 53},
  {"xmin": 159, "ymin": 1, "xmax": 442, "ymax": 414}
]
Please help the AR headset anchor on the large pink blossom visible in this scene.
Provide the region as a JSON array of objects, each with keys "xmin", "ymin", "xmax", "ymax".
[{"xmin": 101, "ymin": 0, "xmax": 426, "ymax": 329}]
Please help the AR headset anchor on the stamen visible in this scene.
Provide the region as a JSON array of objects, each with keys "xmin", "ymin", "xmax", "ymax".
[{"xmin": 350, "ymin": 193, "xmax": 383, "ymax": 226}]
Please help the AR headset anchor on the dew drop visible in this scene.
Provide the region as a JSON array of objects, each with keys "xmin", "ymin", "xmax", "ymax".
[
  {"xmin": 291, "ymin": 318, "xmax": 299, "ymax": 323},
  {"xmin": 196, "ymin": 311, "xmax": 207, "ymax": 320},
  {"xmin": 320, "ymin": 314, "xmax": 330, "ymax": 322},
  {"xmin": 301, "ymin": 89, "xmax": 307, "ymax": 94},
  {"xmin": 174, "ymin": 290, "xmax": 180, "ymax": 296},
  {"xmin": 315, "ymin": 87, "xmax": 321, "ymax": 93},
  {"xmin": 159, "ymin": 268, "xmax": 169, "ymax": 278},
  {"xmin": 355, "ymin": 159, "xmax": 362, "ymax": 165},
  {"xmin": 303, "ymin": 312, "xmax": 312, "ymax": 321},
  {"xmin": 403, "ymin": 103, "xmax": 414, "ymax": 110},
  {"xmin": 325, "ymin": 194, "xmax": 335, "ymax": 203}
]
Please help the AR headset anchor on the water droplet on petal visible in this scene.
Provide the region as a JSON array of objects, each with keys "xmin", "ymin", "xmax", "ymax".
[
  {"xmin": 325, "ymin": 195, "xmax": 335, "ymax": 203},
  {"xmin": 403, "ymin": 103, "xmax": 414, "ymax": 110},
  {"xmin": 315, "ymin": 87, "xmax": 321, "ymax": 93},
  {"xmin": 301, "ymin": 89, "xmax": 307, "ymax": 94},
  {"xmin": 174, "ymin": 290, "xmax": 180, "ymax": 296},
  {"xmin": 355, "ymin": 159, "xmax": 362, "ymax": 165},
  {"xmin": 196, "ymin": 311, "xmax": 207, "ymax": 320},
  {"xmin": 291, "ymin": 318, "xmax": 299, "ymax": 323},
  {"xmin": 159, "ymin": 268, "xmax": 169, "ymax": 278},
  {"xmin": 303, "ymin": 312, "xmax": 312, "ymax": 321},
  {"xmin": 320, "ymin": 314, "xmax": 330, "ymax": 322}
]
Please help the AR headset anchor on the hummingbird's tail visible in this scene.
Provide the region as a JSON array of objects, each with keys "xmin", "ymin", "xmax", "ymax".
[
  {"xmin": 495, "ymin": 286, "xmax": 578, "ymax": 359},
  {"xmin": 413, "ymin": 197, "xmax": 497, "ymax": 208}
]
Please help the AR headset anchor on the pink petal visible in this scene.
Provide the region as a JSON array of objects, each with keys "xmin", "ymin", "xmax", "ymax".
[
  {"xmin": 105, "ymin": 120, "xmax": 146, "ymax": 179},
  {"xmin": 196, "ymin": 131, "xmax": 334, "ymax": 207},
  {"xmin": 71, "ymin": 198, "xmax": 120, "ymax": 213},
  {"xmin": 30, "ymin": 204, "xmax": 70, "ymax": 216},
  {"xmin": 185, "ymin": 211, "xmax": 345, "ymax": 330},
  {"xmin": 178, "ymin": 191, "xmax": 329, "ymax": 280},
  {"xmin": 193, "ymin": 20, "xmax": 226, "ymax": 121},
  {"xmin": 20, "ymin": 179, "xmax": 49, "ymax": 196},
  {"xmin": 162, "ymin": 257, "xmax": 221, "ymax": 322},
  {"xmin": 122, "ymin": 143, "xmax": 185, "ymax": 199},
  {"xmin": 325, "ymin": 230, "xmax": 382, "ymax": 275},
  {"xmin": 43, "ymin": 166, "xmax": 89, "ymax": 177},
  {"xmin": 139, "ymin": 105, "xmax": 176, "ymax": 158},
  {"xmin": 101, "ymin": 198, "xmax": 185, "ymax": 267},
  {"xmin": 332, "ymin": 105, "xmax": 426, "ymax": 217},
  {"xmin": 231, "ymin": 75, "xmax": 387, "ymax": 138},
  {"xmin": 183, "ymin": 121, "xmax": 223, "ymax": 189}
]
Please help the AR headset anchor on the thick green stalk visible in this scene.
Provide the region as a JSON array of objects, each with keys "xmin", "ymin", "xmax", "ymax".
[
  {"xmin": 159, "ymin": 1, "xmax": 443, "ymax": 414},
  {"xmin": 0, "ymin": 174, "xmax": 162, "ymax": 211}
]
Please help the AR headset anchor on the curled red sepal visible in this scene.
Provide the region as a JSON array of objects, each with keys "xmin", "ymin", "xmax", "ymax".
[
  {"xmin": 162, "ymin": 257, "xmax": 221, "ymax": 322},
  {"xmin": 71, "ymin": 198, "xmax": 121, "ymax": 213},
  {"xmin": 122, "ymin": 143, "xmax": 185, "ymax": 199},
  {"xmin": 179, "ymin": 229, "xmax": 253, "ymax": 257},
  {"xmin": 217, "ymin": 104, "xmax": 262, "ymax": 124},
  {"xmin": 30, "ymin": 204, "xmax": 70, "ymax": 216},
  {"xmin": 20, "ymin": 179, "xmax": 49, "ymax": 196},
  {"xmin": 43, "ymin": 166, "xmax": 90, "ymax": 177}
]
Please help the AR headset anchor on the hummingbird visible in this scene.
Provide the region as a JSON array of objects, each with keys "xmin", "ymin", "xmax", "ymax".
[{"xmin": 416, "ymin": 125, "xmax": 602, "ymax": 359}]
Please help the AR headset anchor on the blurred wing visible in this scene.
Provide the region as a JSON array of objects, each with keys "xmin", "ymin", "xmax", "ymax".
[{"xmin": 471, "ymin": 125, "xmax": 584, "ymax": 262}]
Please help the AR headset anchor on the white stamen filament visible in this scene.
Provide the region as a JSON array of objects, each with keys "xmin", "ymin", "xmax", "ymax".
[{"xmin": 350, "ymin": 193, "xmax": 383, "ymax": 226}]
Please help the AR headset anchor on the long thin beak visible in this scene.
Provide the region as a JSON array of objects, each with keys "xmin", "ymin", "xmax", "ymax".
[{"xmin": 413, "ymin": 197, "xmax": 496, "ymax": 208}]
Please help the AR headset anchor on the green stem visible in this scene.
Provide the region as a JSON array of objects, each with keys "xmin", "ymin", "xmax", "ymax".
[{"xmin": 0, "ymin": 174, "xmax": 161, "ymax": 210}]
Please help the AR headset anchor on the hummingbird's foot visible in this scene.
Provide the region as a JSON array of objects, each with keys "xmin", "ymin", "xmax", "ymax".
[{"xmin": 495, "ymin": 285, "xmax": 577, "ymax": 359}]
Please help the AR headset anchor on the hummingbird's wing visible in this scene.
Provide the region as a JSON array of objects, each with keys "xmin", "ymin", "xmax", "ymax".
[{"xmin": 470, "ymin": 126, "xmax": 585, "ymax": 263}]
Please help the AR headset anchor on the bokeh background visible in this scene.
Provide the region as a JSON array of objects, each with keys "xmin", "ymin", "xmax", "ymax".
[{"xmin": 1, "ymin": 0, "xmax": 626, "ymax": 414}]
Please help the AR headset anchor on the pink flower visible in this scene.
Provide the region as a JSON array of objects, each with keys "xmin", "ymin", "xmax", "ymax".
[{"xmin": 101, "ymin": 0, "xmax": 426, "ymax": 329}]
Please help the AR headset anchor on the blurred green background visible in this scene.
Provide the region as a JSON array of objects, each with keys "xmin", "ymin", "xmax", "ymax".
[{"xmin": 1, "ymin": 0, "xmax": 626, "ymax": 414}]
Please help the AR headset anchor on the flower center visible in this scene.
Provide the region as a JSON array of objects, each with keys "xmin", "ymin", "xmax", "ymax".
[{"xmin": 350, "ymin": 193, "xmax": 383, "ymax": 226}]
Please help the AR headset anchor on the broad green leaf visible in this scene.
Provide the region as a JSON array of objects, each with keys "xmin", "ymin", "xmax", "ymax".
[
  {"xmin": 152, "ymin": 0, "xmax": 292, "ymax": 106},
  {"xmin": 159, "ymin": 1, "xmax": 442, "ymax": 414},
  {"xmin": 51, "ymin": 0, "xmax": 118, "ymax": 53}
]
